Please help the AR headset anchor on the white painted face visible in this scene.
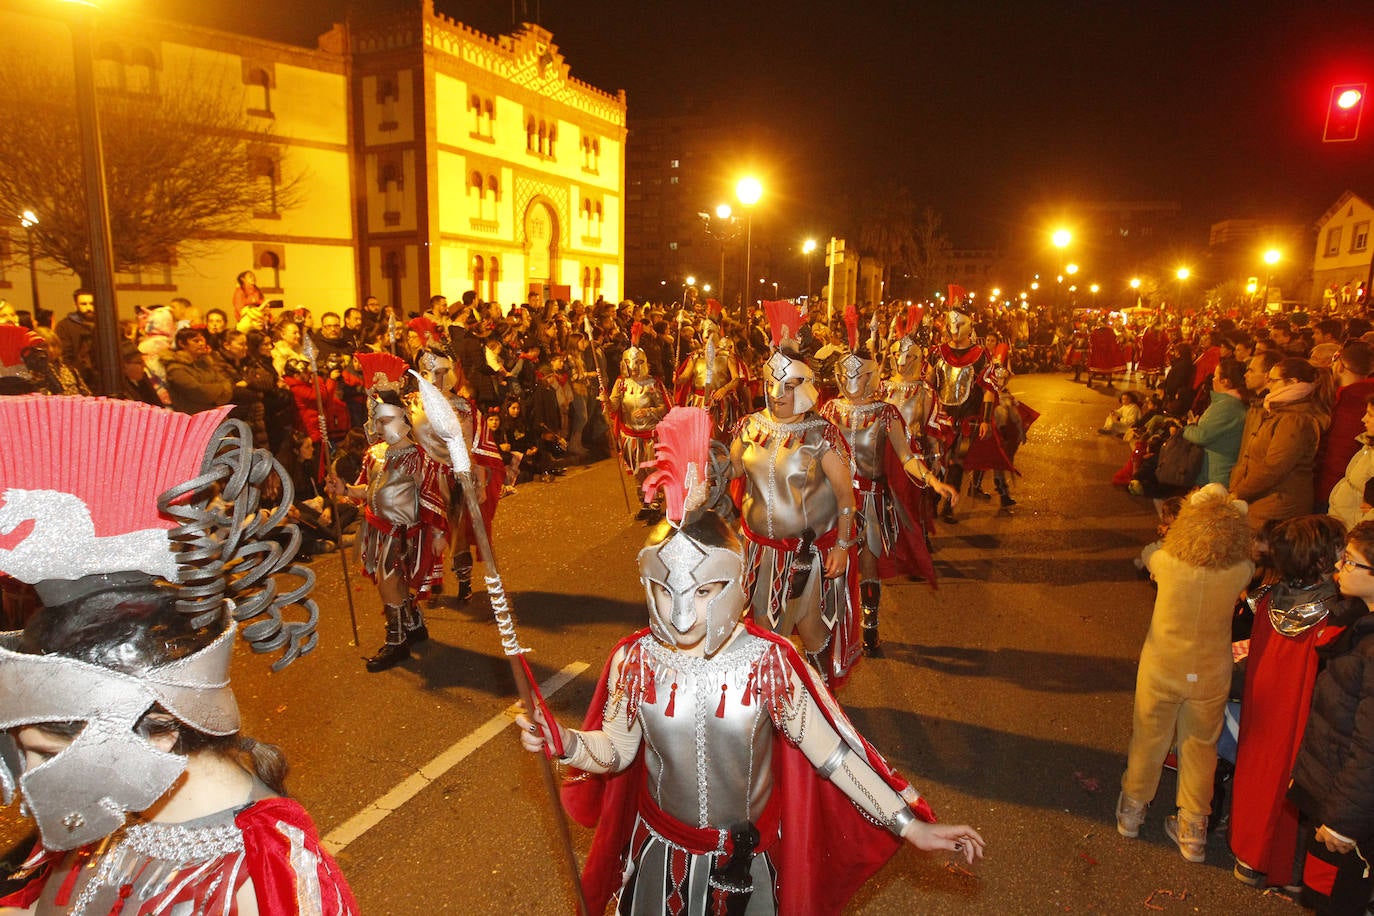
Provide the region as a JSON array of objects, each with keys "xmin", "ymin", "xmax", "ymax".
[{"xmin": 373, "ymin": 407, "xmax": 411, "ymax": 446}]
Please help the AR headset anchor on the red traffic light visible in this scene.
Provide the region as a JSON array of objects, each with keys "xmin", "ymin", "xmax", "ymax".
[{"xmin": 1325, "ymin": 82, "xmax": 1366, "ymax": 142}]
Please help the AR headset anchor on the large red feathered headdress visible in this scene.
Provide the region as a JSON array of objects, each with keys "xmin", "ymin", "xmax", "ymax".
[
  {"xmin": 764, "ymin": 299, "xmax": 805, "ymax": 348},
  {"xmin": 0, "ymin": 325, "xmax": 43, "ymax": 375},
  {"xmin": 354, "ymin": 351, "xmax": 409, "ymax": 393},
  {"xmin": 640, "ymin": 407, "xmax": 712, "ymax": 525}
]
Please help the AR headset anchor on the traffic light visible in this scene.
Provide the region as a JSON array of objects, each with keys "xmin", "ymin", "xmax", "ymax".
[{"xmin": 1324, "ymin": 82, "xmax": 1366, "ymax": 143}]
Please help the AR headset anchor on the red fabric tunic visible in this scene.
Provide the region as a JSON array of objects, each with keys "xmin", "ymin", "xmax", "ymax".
[{"xmin": 1231, "ymin": 593, "xmax": 1346, "ymax": 886}]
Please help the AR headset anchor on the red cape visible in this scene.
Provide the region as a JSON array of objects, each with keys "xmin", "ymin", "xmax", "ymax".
[
  {"xmin": 1088, "ymin": 327, "xmax": 1126, "ymax": 373},
  {"xmin": 561, "ymin": 623, "xmax": 934, "ymax": 916},
  {"xmin": 876, "ymin": 442, "xmax": 938, "ymax": 586}
]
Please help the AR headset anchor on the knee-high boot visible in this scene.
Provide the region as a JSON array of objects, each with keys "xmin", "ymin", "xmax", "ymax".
[
  {"xmin": 402, "ymin": 595, "xmax": 428, "ymax": 644},
  {"xmin": 454, "ymin": 549, "xmax": 474, "ymax": 602},
  {"xmin": 860, "ymin": 579, "xmax": 882, "ymax": 654},
  {"xmin": 994, "ymin": 474, "xmax": 1016, "ymax": 508},
  {"xmin": 968, "ymin": 470, "xmax": 990, "ymax": 500},
  {"xmin": 804, "ymin": 634, "xmax": 833, "ymax": 686},
  {"xmin": 366, "ymin": 603, "xmax": 411, "ymax": 672}
]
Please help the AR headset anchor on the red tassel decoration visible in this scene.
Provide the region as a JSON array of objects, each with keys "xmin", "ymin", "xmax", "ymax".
[
  {"xmin": 54, "ymin": 852, "xmax": 85, "ymax": 906},
  {"xmin": 741, "ymin": 670, "xmax": 756, "ymax": 707},
  {"xmin": 665, "ymin": 682, "xmax": 678, "ymax": 717},
  {"xmin": 715, "ymin": 683, "xmax": 727, "ymax": 718},
  {"xmin": 109, "ymin": 884, "xmax": 134, "ymax": 915},
  {"xmin": 644, "ymin": 667, "xmax": 657, "ymax": 705}
]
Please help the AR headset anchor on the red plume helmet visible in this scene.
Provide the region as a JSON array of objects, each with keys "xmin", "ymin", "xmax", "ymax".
[
  {"xmin": 640, "ymin": 407, "xmax": 711, "ymax": 525},
  {"xmin": 354, "ymin": 351, "xmax": 409, "ymax": 393},
  {"xmin": 0, "ymin": 325, "xmax": 44, "ymax": 376},
  {"xmin": 707, "ymin": 298, "xmax": 722, "ymax": 319},
  {"xmin": 764, "ymin": 299, "xmax": 804, "ymax": 348},
  {"xmin": 630, "ymin": 321, "xmax": 643, "ymax": 348},
  {"xmin": 844, "ymin": 304, "xmax": 860, "ymax": 352},
  {"xmin": 905, "ymin": 304, "xmax": 924, "ymax": 334}
]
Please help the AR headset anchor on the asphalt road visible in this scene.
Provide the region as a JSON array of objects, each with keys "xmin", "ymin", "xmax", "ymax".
[{"xmin": 0, "ymin": 371, "xmax": 1302, "ymax": 914}]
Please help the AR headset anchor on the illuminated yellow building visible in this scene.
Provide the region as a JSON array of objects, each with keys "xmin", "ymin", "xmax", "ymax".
[{"xmin": 0, "ymin": 1, "xmax": 625, "ymax": 321}]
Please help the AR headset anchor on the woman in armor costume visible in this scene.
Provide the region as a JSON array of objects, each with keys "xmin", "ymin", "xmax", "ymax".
[
  {"xmin": 965, "ymin": 330, "xmax": 1027, "ymax": 508},
  {"xmin": 514, "ymin": 407, "xmax": 984, "ymax": 916},
  {"xmin": 821, "ymin": 310, "xmax": 956, "ymax": 654},
  {"xmin": 0, "ymin": 396, "xmax": 355, "ymax": 914},
  {"xmin": 926, "ymin": 301, "xmax": 997, "ymax": 523},
  {"xmin": 675, "ymin": 318, "xmax": 744, "ymax": 439},
  {"xmin": 327, "ymin": 352, "xmax": 451, "ymax": 673},
  {"xmin": 609, "ymin": 323, "xmax": 671, "ymax": 519},
  {"xmin": 408, "ymin": 348, "xmax": 501, "ymax": 605},
  {"xmin": 725, "ymin": 302, "xmax": 860, "ymax": 684}
]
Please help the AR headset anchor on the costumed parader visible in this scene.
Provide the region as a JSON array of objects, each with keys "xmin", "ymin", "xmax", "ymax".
[
  {"xmin": 1136, "ymin": 317, "xmax": 1170, "ymax": 390},
  {"xmin": 327, "ymin": 351, "xmax": 451, "ymax": 673},
  {"xmin": 609, "ymin": 321, "xmax": 671, "ymax": 519},
  {"xmin": 513, "ymin": 406, "xmax": 985, "ymax": 916},
  {"xmin": 926, "ymin": 288, "xmax": 997, "ymax": 523},
  {"xmin": 1086, "ymin": 315, "xmax": 1127, "ymax": 389},
  {"xmin": 409, "ymin": 347, "xmax": 502, "ymax": 605},
  {"xmin": 725, "ymin": 299, "xmax": 860, "ymax": 684},
  {"xmin": 964, "ymin": 331, "xmax": 1031, "ymax": 509},
  {"xmin": 0, "ymin": 395, "xmax": 357, "ymax": 914},
  {"xmin": 821, "ymin": 307, "xmax": 956, "ymax": 655},
  {"xmin": 882, "ymin": 305, "xmax": 941, "ymax": 540},
  {"xmin": 675, "ymin": 312, "xmax": 743, "ymax": 439}
]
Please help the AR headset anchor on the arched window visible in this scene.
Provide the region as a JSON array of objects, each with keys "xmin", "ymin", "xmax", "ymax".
[
  {"xmin": 582, "ymin": 266, "xmax": 592, "ymax": 304},
  {"xmin": 537, "ymin": 121, "xmax": 548, "ymax": 156},
  {"xmin": 257, "ymin": 250, "xmax": 281, "ymax": 289},
  {"xmin": 470, "ymin": 94, "xmax": 483, "ymax": 134},
  {"xmin": 593, "ymin": 268, "xmax": 602, "ymax": 297},
  {"xmin": 483, "ymin": 99, "xmax": 495, "ymax": 136},
  {"xmin": 526, "ymin": 117, "xmax": 537, "ymax": 152},
  {"xmin": 469, "ymin": 170, "xmax": 484, "ymax": 216},
  {"xmin": 484, "ymin": 175, "xmax": 500, "ymax": 222},
  {"xmin": 250, "ymin": 156, "xmax": 278, "ymax": 215},
  {"xmin": 245, "ymin": 68, "xmax": 272, "ymax": 114},
  {"xmin": 472, "ymin": 255, "xmax": 485, "ymax": 290},
  {"xmin": 487, "ymin": 257, "xmax": 500, "ymax": 301}
]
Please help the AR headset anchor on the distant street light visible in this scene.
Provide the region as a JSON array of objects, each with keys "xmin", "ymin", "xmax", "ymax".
[
  {"xmin": 1066, "ymin": 263, "xmax": 1080, "ymax": 275},
  {"xmin": 1176, "ymin": 267, "xmax": 1190, "ymax": 307},
  {"xmin": 1262, "ymin": 249, "xmax": 1281, "ymax": 311},
  {"xmin": 701, "ymin": 204, "xmax": 741, "ymax": 309},
  {"xmin": 19, "ymin": 210, "xmax": 41, "ymax": 317},
  {"xmin": 1052, "ymin": 229, "xmax": 1072, "ymax": 249},
  {"xmin": 736, "ymin": 177, "xmax": 763, "ymax": 313},
  {"xmin": 802, "ymin": 238, "xmax": 817, "ymax": 300}
]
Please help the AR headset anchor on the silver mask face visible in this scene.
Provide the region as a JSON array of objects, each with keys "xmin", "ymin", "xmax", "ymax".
[
  {"xmin": 766, "ymin": 351, "xmax": 818, "ymax": 413},
  {"xmin": 890, "ymin": 336, "xmax": 922, "ymax": 376},
  {"xmin": 946, "ymin": 309, "xmax": 972, "ymax": 339},
  {"xmin": 620, "ymin": 345, "xmax": 649, "ymax": 379},
  {"xmin": 637, "ymin": 530, "xmax": 746, "ymax": 656},
  {"xmin": 836, "ymin": 353, "xmax": 879, "ymax": 400},
  {"xmin": 372, "ymin": 402, "xmax": 411, "ymax": 446},
  {"xmin": 417, "ymin": 353, "xmax": 456, "ymax": 393},
  {"xmin": 0, "ymin": 623, "xmax": 239, "ymax": 851}
]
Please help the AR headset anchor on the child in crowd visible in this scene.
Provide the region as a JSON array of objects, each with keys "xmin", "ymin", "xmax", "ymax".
[
  {"xmin": 1100, "ymin": 391, "xmax": 1143, "ymax": 436},
  {"xmin": 1136, "ymin": 496, "xmax": 1184, "ymax": 576},
  {"xmin": 1118, "ymin": 485, "xmax": 1254, "ymax": 863}
]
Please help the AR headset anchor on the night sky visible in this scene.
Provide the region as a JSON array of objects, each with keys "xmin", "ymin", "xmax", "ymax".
[{"xmin": 142, "ymin": 0, "xmax": 1374, "ymax": 251}]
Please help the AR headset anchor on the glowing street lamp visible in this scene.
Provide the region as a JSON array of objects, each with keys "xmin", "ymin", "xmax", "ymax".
[
  {"xmin": 1129, "ymin": 277, "xmax": 1141, "ymax": 290},
  {"xmin": 1065, "ymin": 263, "xmax": 1080, "ymax": 275},
  {"xmin": 1175, "ymin": 267, "xmax": 1190, "ymax": 306},
  {"xmin": 1262, "ymin": 249, "xmax": 1281, "ymax": 310},
  {"xmin": 802, "ymin": 238, "xmax": 817, "ymax": 300},
  {"xmin": 1052, "ymin": 228, "xmax": 1072, "ymax": 249},
  {"xmin": 736, "ymin": 176, "xmax": 763, "ymax": 311},
  {"xmin": 19, "ymin": 209, "xmax": 41, "ymax": 316}
]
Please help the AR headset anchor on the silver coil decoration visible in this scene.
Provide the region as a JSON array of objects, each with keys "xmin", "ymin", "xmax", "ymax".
[{"xmin": 157, "ymin": 418, "xmax": 320, "ymax": 670}]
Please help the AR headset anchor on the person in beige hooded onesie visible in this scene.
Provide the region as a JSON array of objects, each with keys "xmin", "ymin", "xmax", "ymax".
[{"xmin": 1117, "ymin": 483, "xmax": 1254, "ymax": 863}]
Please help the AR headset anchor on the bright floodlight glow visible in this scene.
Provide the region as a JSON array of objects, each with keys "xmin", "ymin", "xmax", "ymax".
[
  {"xmin": 1129, "ymin": 277, "xmax": 1141, "ymax": 289},
  {"xmin": 991, "ymin": 288, "xmax": 1001, "ymax": 296},
  {"xmin": 1247, "ymin": 281, "xmax": 1258, "ymax": 294},
  {"xmin": 1176, "ymin": 267, "xmax": 1190, "ymax": 280},
  {"xmin": 1030, "ymin": 281, "xmax": 1040, "ymax": 290},
  {"xmin": 1052, "ymin": 228, "xmax": 1071, "ymax": 248},
  {"xmin": 20, "ymin": 210, "xmax": 38, "ymax": 228},
  {"xmin": 1263, "ymin": 248, "xmax": 1281, "ymax": 265},
  {"xmin": 685, "ymin": 276, "xmax": 696, "ymax": 285},
  {"xmin": 1338, "ymin": 88, "xmax": 1363, "ymax": 110},
  {"xmin": 736, "ymin": 176, "xmax": 763, "ymax": 206},
  {"xmin": 1090, "ymin": 283, "xmax": 1100, "ymax": 293},
  {"xmin": 715, "ymin": 203, "xmax": 732, "ymax": 219},
  {"xmin": 703, "ymin": 284, "xmax": 712, "ymax": 292},
  {"xmin": 803, "ymin": 239, "xmax": 817, "ymax": 254},
  {"xmin": 1065, "ymin": 263, "xmax": 1079, "ymax": 275}
]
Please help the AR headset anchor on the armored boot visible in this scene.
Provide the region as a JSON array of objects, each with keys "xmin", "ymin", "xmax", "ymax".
[
  {"xmin": 402, "ymin": 596, "xmax": 428, "ymax": 645},
  {"xmin": 860, "ymin": 579, "xmax": 882, "ymax": 655},
  {"xmin": 803, "ymin": 636, "xmax": 832, "ymax": 686},
  {"xmin": 995, "ymin": 475, "xmax": 1016, "ymax": 508},
  {"xmin": 454, "ymin": 549, "xmax": 474, "ymax": 603},
  {"xmin": 968, "ymin": 470, "xmax": 991, "ymax": 500},
  {"xmin": 366, "ymin": 603, "xmax": 410, "ymax": 673}
]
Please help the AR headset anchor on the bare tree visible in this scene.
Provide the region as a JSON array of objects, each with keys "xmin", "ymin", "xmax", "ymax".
[
  {"xmin": 0, "ymin": 58, "xmax": 301, "ymax": 283},
  {"xmin": 909, "ymin": 207, "xmax": 953, "ymax": 299},
  {"xmin": 856, "ymin": 185, "xmax": 919, "ymax": 299}
]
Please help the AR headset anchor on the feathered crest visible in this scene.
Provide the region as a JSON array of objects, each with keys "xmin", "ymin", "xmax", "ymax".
[
  {"xmin": 947, "ymin": 284, "xmax": 967, "ymax": 307},
  {"xmin": 354, "ymin": 351, "xmax": 409, "ymax": 393},
  {"xmin": 641, "ymin": 407, "xmax": 712, "ymax": 525},
  {"xmin": 844, "ymin": 304, "xmax": 860, "ymax": 352},
  {"xmin": 0, "ymin": 325, "xmax": 43, "ymax": 371},
  {"xmin": 630, "ymin": 321, "xmax": 643, "ymax": 348},
  {"xmin": 707, "ymin": 298, "xmax": 722, "ymax": 319},
  {"xmin": 764, "ymin": 299, "xmax": 804, "ymax": 348},
  {"xmin": 905, "ymin": 304, "xmax": 925, "ymax": 336}
]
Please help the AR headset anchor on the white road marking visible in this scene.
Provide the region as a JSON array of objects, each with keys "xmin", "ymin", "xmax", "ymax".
[{"xmin": 322, "ymin": 660, "xmax": 590, "ymax": 854}]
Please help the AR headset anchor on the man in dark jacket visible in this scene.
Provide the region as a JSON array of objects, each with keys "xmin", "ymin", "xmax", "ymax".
[{"xmin": 56, "ymin": 287, "xmax": 96, "ymax": 388}]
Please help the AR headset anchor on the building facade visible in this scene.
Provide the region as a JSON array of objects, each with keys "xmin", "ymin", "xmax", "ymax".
[
  {"xmin": 0, "ymin": 1, "xmax": 625, "ymax": 325},
  {"xmin": 1311, "ymin": 191, "xmax": 1373, "ymax": 307}
]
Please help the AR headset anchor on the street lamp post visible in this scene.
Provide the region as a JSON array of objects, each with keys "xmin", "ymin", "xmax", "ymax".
[
  {"xmin": 65, "ymin": 4, "xmax": 122, "ymax": 396},
  {"xmin": 1052, "ymin": 229, "xmax": 1071, "ymax": 317},
  {"xmin": 19, "ymin": 210, "xmax": 40, "ymax": 319},
  {"xmin": 736, "ymin": 177, "xmax": 762, "ymax": 315},
  {"xmin": 802, "ymin": 238, "xmax": 817, "ymax": 301},
  {"xmin": 1262, "ymin": 248, "xmax": 1280, "ymax": 313},
  {"xmin": 1176, "ymin": 267, "xmax": 1190, "ymax": 309}
]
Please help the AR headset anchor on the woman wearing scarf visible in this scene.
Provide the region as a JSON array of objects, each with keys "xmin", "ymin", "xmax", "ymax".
[{"xmin": 1229, "ymin": 357, "xmax": 1329, "ymax": 531}]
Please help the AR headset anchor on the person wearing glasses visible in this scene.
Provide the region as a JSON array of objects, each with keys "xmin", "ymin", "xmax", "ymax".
[
  {"xmin": 1230, "ymin": 516, "xmax": 1361, "ymax": 890},
  {"xmin": 1229, "ymin": 357, "xmax": 1328, "ymax": 531},
  {"xmin": 1289, "ymin": 521, "xmax": 1374, "ymax": 913}
]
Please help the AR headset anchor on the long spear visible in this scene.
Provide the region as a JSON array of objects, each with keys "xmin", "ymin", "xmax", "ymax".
[
  {"xmin": 411, "ymin": 371, "xmax": 588, "ymax": 916},
  {"xmin": 302, "ymin": 333, "xmax": 361, "ymax": 645},
  {"xmin": 585, "ymin": 317, "xmax": 634, "ymax": 514}
]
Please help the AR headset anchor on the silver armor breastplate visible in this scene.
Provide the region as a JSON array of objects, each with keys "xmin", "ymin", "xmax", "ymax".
[
  {"xmin": 367, "ymin": 445, "xmax": 420, "ymax": 526},
  {"xmin": 936, "ymin": 359, "xmax": 977, "ymax": 407},
  {"xmin": 1266, "ymin": 581, "xmax": 1341, "ymax": 637},
  {"xmin": 738, "ymin": 414, "xmax": 839, "ymax": 539},
  {"xmin": 637, "ymin": 634, "xmax": 774, "ymax": 827},
  {"xmin": 690, "ymin": 352, "xmax": 732, "ymax": 391},
  {"xmin": 885, "ymin": 378, "xmax": 930, "ymax": 434},
  {"xmin": 827, "ymin": 400, "xmax": 889, "ymax": 480},
  {"xmin": 619, "ymin": 377, "xmax": 665, "ymax": 432}
]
